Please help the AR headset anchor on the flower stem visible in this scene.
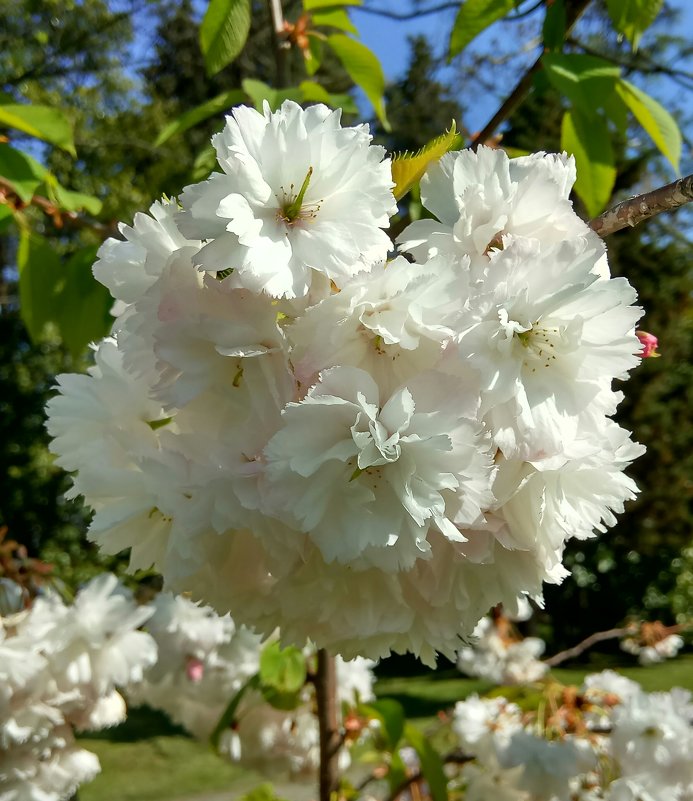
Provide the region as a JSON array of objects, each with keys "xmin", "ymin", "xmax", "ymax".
[{"xmin": 316, "ymin": 648, "xmax": 340, "ymax": 801}]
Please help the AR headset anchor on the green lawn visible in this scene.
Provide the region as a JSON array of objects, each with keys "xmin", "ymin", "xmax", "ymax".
[{"xmin": 78, "ymin": 656, "xmax": 693, "ymax": 801}]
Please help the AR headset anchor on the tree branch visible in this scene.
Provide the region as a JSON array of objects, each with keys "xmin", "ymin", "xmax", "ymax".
[
  {"xmin": 267, "ymin": 0, "xmax": 290, "ymax": 88},
  {"xmin": 589, "ymin": 174, "xmax": 693, "ymax": 238},
  {"xmin": 384, "ymin": 752, "xmax": 473, "ymax": 801},
  {"xmin": 316, "ymin": 649, "xmax": 341, "ymax": 801},
  {"xmin": 544, "ymin": 626, "xmax": 634, "ymax": 667},
  {"xmin": 356, "ymin": 2, "xmax": 460, "ymax": 21},
  {"xmin": 470, "ymin": 0, "xmax": 592, "ymax": 149}
]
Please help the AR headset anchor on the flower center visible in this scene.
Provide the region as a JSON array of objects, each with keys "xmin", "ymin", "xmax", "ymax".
[
  {"xmin": 275, "ymin": 166, "xmax": 322, "ymax": 226},
  {"xmin": 516, "ymin": 324, "xmax": 561, "ymax": 371}
]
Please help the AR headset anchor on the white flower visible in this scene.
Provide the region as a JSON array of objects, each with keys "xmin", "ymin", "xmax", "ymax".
[
  {"xmin": 289, "ymin": 255, "xmax": 464, "ymax": 396},
  {"xmin": 398, "ymin": 146, "xmax": 591, "ymax": 270},
  {"xmin": 178, "ymin": 101, "xmax": 396, "ymax": 298},
  {"xmin": 93, "ymin": 197, "xmax": 198, "ymax": 305},
  {"xmin": 451, "ymin": 236, "xmax": 642, "ymax": 460},
  {"xmin": 453, "ymin": 694, "xmax": 523, "ymax": 759},
  {"xmin": 262, "ymin": 366, "xmax": 494, "ymax": 571}
]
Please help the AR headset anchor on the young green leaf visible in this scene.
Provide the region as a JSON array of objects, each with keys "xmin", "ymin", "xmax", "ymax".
[
  {"xmin": 299, "ymin": 81, "xmax": 358, "ymax": 113},
  {"xmin": 448, "ymin": 0, "xmax": 515, "ymax": 59},
  {"xmin": 326, "ymin": 35, "xmax": 389, "ymax": 128},
  {"xmin": 404, "ymin": 723, "xmax": 448, "ymax": 801},
  {"xmin": 18, "ymin": 229, "xmax": 60, "ymax": 344},
  {"xmin": 391, "ymin": 122, "xmax": 460, "ymax": 201},
  {"xmin": 155, "ymin": 89, "xmax": 246, "ymax": 146},
  {"xmin": 311, "ymin": 7, "xmax": 358, "ymax": 33},
  {"xmin": 606, "ymin": 0, "xmax": 663, "ymax": 50},
  {"xmin": 358, "ymin": 699, "xmax": 405, "ymax": 750},
  {"xmin": 200, "ymin": 0, "xmax": 251, "ymax": 77},
  {"xmin": 259, "ymin": 642, "xmax": 307, "ymax": 695},
  {"xmin": 615, "ymin": 78, "xmax": 681, "ymax": 171},
  {"xmin": 0, "ymin": 143, "xmax": 47, "ymax": 202},
  {"xmin": 0, "ymin": 104, "xmax": 75, "ymax": 156},
  {"xmin": 241, "ymin": 79, "xmax": 303, "ymax": 112},
  {"xmin": 561, "ymin": 108, "xmax": 616, "ymax": 217},
  {"xmin": 304, "ymin": 0, "xmax": 362, "ymax": 8},
  {"xmin": 542, "ymin": 53, "xmax": 621, "ymax": 114},
  {"xmin": 542, "ymin": 0, "xmax": 566, "ymax": 51}
]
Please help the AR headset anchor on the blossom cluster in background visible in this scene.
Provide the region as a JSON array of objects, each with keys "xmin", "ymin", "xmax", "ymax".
[
  {"xmin": 127, "ymin": 592, "xmax": 375, "ymax": 778},
  {"xmin": 0, "ymin": 574, "xmax": 156, "ymax": 801},
  {"xmin": 46, "ymin": 100, "xmax": 645, "ymax": 664},
  {"xmin": 450, "ymin": 672, "xmax": 693, "ymax": 801}
]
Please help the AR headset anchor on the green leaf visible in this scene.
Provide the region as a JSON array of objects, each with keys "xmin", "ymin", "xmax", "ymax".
[
  {"xmin": 299, "ymin": 81, "xmax": 358, "ymax": 113},
  {"xmin": 542, "ymin": 53, "xmax": 621, "ymax": 114},
  {"xmin": 311, "ymin": 8, "xmax": 358, "ymax": 33},
  {"xmin": 358, "ymin": 699, "xmax": 405, "ymax": 750},
  {"xmin": 53, "ymin": 246, "xmax": 113, "ymax": 358},
  {"xmin": 304, "ymin": 0, "xmax": 362, "ymax": 8},
  {"xmin": 606, "ymin": 0, "xmax": 663, "ymax": 50},
  {"xmin": 404, "ymin": 724, "xmax": 448, "ymax": 801},
  {"xmin": 542, "ymin": 0, "xmax": 566, "ymax": 50},
  {"xmin": 561, "ymin": 108, "xmax": 616, "ymax": 217},
  {"xmin": 200, "ymin": 0, "xmax": 251, "ymax": 77},
  {"xmin": 48, "ymin": 180, "xmax": 102, "ymax": 215},
  {"xmin": 238, "ymin": 784, "xmax": 290, "ymax": 801},
  {"xmin": 448, "ymin": 0, "xmax": 515, "ymax": 59},
  {"xmin": 0, "ymin": 144, "xmax": 48, "ymax": 202},
  {"xmin": 0, "ymin": 104, "xmax": 75, "ymax": 156},
  {"xmin": 326, "ymin": 35, "xmax": 388, "ymax": 128},
  {"xmin": 18, "ymin": 229, "xmax": 59, "ymax": 343},
  {"xmin": 210, "ymin": 674, "xmax": 259, "ymax": 751},
  {"xmin": 241, "ymin": 79, "xmax": 303, "ymax": 112},
  {"xmin": 155, "ymin": 89, "xmax": 246, "ymax": 146},
  {"xmin": 615, "ymin": 78, "xmax": 681, "ymax": 171},
  {"xmin": 259, "ymin": 642, "xmax": 307, "ymax": 694},
  {"xmin": 18, "ymin": 235, "xmax": 112, "ymax": 356},
  {"xmin": 391, "ymin": 122, "xmax": 460, "ymax": 201},
  {"xmin": 190, "ymin": 144, "xmax": 218, "ymax": 182},
  {"xmin": 305, "ymin": 33, "xmax": 324, "ymax": 76}
]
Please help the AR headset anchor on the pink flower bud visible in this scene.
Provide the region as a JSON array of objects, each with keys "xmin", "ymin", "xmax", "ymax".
[
  {"xmin": 636, "ymin": 330, "xmax": 660, "ymax": 358},
  {"xmin": 185, "ymin": 656, "xmax": 205, "ymax": 683}
]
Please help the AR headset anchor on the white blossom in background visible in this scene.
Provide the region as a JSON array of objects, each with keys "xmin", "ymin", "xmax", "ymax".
[
  {"xmin": 620, "ymin": 621, "xmax": 685, "ymax": 665},
  {"xmin": 46, "ymin": 101, "xmax": 646, "ymax": 664},
  {"xmin": 457, "ymin": 615, "xmax": 548, "ymax": 685},
  {"xmin": 128, "ymin": 593, "xmax": 375, "ymax": 780},
  {"xmin": 451, "ymin": 673, "xmax": 693, "ymax": 801},
  {"xmin": 0, "ymin": 575, "xmax": 156, "ymax": 801}
]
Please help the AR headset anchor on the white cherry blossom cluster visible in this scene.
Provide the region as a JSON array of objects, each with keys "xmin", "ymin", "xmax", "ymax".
[
  {"xmin": 0, "ymin": 574, "xmax": 156, "ymax": 801},
  {"xmin": 127, "ymin": 593, "xmax": 375, "ymax": 779},
  {"xmin": 46, "ymin": 100, "xmax": 645, "ymax": 665},
  {"xmin": 456, "ymin": 614, "xmax": 548, "ymax": 685},
  {"xmin": 451, "ymin": 672, "xmax": 693, "ymax": 801}
]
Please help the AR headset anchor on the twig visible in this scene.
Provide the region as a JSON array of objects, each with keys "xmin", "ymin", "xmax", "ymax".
[
  {"xmin": 316, "ymin": 649, "xmax": 341, "ymax": 801},
  {"xmin": 267, "ymin": 0, "xmax": 290, "ymax": 88},
  {"xmin": 470, "ymin": 0, "xmax": 592, "ymax": 149},
  {"xmin": 544, "ymin": 626, "xmax": 633, "ymax": 667},
  {"xmin": 355, "ymin": 2, "xmax": 460, "ymax": 21},
  {"xmin": 589, "ymin": 174, "xmax": 693, "ymax": 238},
  {"xmin": 384, "ymin": 752, "xmax": 473, "ymax": 801}
]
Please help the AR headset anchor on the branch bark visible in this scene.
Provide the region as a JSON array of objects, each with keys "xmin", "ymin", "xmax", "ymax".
[
  {"xmin": 589, "ymin": 174, "xmax": 693, "ymax": 238},
  {"xmin": 544, "ymin": 627, "xmax": 634, "ymax": 667},
  {"xmin": 470, "ymin": 0, "xmax": 592, "ymax": 149},
  {"xmin": 267, "ymin": 0, "xmax": 290, "ymax": 88},
  {"xmin": 316, "ymin": 649, "xmax": 341, "ymax": 801}
]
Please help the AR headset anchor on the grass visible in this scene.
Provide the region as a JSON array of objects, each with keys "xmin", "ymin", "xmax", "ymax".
[{"xmin": 77, "ymin": 656, "xmax": 693, "ymax": 801}]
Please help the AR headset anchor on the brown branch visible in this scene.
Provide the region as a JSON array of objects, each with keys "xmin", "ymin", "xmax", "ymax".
[
  {"xmin": 358, "ymin": 0, "xmax": 543, "ymax": 22},
  {"xmin": 316, "ymin": 649, "xmax": 341, "ymax": 801},
  {"xmin": 0, "ymin": 178, "xmax": 118, "ymax": 238},
  {"xmin": 267, "ymin": 0, "xmax": 290, "ymax": 88},
  {"xmin": 589, "ymin": 174, "xmax": 693, "ymax": 238},
  {"xmin": 470, "ymin": 0, "xmax": 592, "ymax": 150},
  {"xmin": 544, "ymin": 626, "xmax": 634, "ymax": 667},
  {"xmin": 384, "ymin": 752, "xmax": 473, "ymax": 801}
]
